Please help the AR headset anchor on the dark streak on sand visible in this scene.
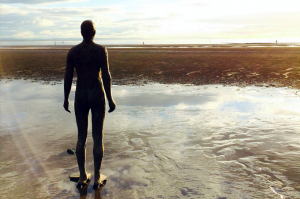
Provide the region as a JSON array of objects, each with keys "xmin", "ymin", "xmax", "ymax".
[{"xmin": 1, "ymin": 44, "xmax": 300, "ymax": 88}]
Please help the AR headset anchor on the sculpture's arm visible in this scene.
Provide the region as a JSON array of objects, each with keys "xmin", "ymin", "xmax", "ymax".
[
  {"xmin": 101, "ymin": 48, "xmax": 116, "ymax": 113},
  {"xmin": 63, "ymin": 51, "xmax": 74, "ymax": 113}
]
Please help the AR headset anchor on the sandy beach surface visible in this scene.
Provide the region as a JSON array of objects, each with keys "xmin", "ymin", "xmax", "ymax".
[
  {"xmin": 1, "ymin": 44, "xmax": 300, "ymax": 88},
  {"xmin": 1, "ymin": 45, "xmax": 300, "ymax": 198},
  {"xmin": 1, "ymin": 80, "xmax": 300, "ymax": 198}
]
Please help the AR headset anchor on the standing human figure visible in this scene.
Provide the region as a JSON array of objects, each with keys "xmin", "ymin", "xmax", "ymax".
[{"xmin": 63, "ymin": 20, "xmax": 116, "ymax": 188}]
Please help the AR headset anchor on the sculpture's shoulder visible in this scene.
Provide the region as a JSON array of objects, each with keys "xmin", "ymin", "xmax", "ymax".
[
  {"xmin": 67, "ymin": 42, "xmax": 106, "ymax": 59},
  {"xmin": 67, "ymin": 44, "xmax": 81, "ymax": 57},
  {"xmin": 92, "ymin": 43, "xmax": 106, "ymax": 53}
]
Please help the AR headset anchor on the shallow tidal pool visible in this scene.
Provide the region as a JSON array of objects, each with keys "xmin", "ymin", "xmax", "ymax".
[{"xmin": 1, "ymin": 80, "xmax": 300, "ymax": 199}]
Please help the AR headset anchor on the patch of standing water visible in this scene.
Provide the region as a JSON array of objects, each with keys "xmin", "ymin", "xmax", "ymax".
[{"xmin": 1, "ymin": 80, "xmax": 300, "ymax": 198}]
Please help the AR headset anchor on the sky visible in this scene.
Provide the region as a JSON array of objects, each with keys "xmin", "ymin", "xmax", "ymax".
[{"xmin": 0, "ymin": 0, "xmax": 300, "ymax": 44}]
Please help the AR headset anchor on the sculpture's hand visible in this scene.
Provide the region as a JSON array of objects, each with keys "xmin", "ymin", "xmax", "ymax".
[
  {"xmin": 63, "ymin": 99, "xmax": 71, "ymax": 113},
  {"xmin": 108, "ymin": 100, "xmax": 116, "ymax": 113}
]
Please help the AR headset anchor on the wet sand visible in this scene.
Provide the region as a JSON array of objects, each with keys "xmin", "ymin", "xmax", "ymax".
[
  {"xmin": 1, "ymin": 44, "xmax": 300, "ymax": 88},
  {"xmin": 1, "ymin": 80, "xmax": 300, "ymax": 198},
  {"xmin": 1, "ymin": 44, "xmax": 300, "ymax": 198}
]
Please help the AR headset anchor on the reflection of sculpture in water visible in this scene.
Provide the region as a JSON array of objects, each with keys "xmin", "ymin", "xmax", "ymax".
[
  {"xmin": 63, "ymin": 20, "xmax": 116, "ymax": 188},
  {"xmin": 77, "ymin": 179, "xmax": 104, "ymax": 199}
]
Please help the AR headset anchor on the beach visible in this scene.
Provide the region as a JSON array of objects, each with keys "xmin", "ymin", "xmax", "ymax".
[
  {"xmin": 1, "ymin": 44, "xmax": 300, "ymax": 88},
  {"xmin": 1, "ymin": 44, "xmax": 300, "ymax": 198}
]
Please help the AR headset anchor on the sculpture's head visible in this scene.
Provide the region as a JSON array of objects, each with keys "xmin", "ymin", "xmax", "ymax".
[{"xmin": 81, "ymin": 20, "xmax": 96, "ymax": 41}]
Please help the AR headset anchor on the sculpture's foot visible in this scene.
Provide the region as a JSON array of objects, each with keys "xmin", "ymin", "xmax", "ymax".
[
  {"xmin": 92, "ymin": 183, "xmax": 102, "ymax": 190},
  {"xmin": 76, "ymin": 173, "xmax": 91, "ymax": 189},
  {"xmin": 93, "ymin": 174, "xmax": 107, "ymax": 190}
]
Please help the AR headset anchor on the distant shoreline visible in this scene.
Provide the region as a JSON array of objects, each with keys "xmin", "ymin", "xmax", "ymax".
[{"xmin": 0, "ymin": 43, "xmax": 300, "ymax": 50}]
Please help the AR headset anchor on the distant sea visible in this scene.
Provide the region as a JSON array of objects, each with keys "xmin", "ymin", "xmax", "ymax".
[{"xmin": 1, "ymin": 38, "xmax": 300, "ymax": 46}]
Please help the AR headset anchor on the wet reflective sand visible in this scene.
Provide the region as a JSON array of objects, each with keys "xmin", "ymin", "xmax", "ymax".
[{"xmin": 1, "ymin": 80, "xmax": 300, "ymax": 198}]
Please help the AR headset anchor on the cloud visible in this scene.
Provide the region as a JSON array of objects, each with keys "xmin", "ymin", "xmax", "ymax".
[
  {"xmin": 0, "ymin": 21, "xmax": 13, "ymax": 24},
  {"xmin": 0, "ymin": 5, "xmax": 116, "ymax": 17},
  {"xmin": 39, "ymin": 30, "xmax": 52, "ymax": 35},
  {"xmin": 0, "ymin": 4, "xmax": 118, "ymax": 39},
  {"xmin": 13, "ymin": 31, "xmax": 35, "ymax": 38},
  {"xmin": 0, "ymin": 5, "xmax": 32, "ymax": 14},
  {"xmin": 39, "ymin": 29, "xmax": 77, "ymax": 37},
  {"xmin": 0, "ymin": 0, "xmax": 85, "ymax": 4},
  {"xmin": 36, "ymin": 18, "xmax": 55, "ymax": 26},
  {"xmin": 1, "ymin": 0, "xmax": 300, "ymax": 42}
]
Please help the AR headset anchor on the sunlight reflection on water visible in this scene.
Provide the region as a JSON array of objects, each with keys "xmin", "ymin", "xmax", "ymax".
[{"xmin": 1, "ymin": 80, "xmax": 300, "ymax": 198}]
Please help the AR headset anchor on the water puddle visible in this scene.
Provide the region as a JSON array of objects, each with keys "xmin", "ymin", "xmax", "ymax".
[{"xmin": 1, "ymin": 80, "xmax": 300, "ymax": 198}]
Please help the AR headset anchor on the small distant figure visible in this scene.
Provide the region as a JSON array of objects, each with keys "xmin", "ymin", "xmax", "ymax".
[
  {"xmin": 143, "ymin": 42, "xmax": 144, "ymax": 45},
  {"xmin": 64, "ymin": 20, "xmax": 116, "ymax": 189},
  {"xmin": 276, "ymin": 40, "xmax": 277, "ymax": 44}
]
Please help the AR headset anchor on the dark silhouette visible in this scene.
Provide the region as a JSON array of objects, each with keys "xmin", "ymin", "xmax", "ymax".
[
  {"xmin": 78, "ymin": 179, "xmax": 91, "ymax": 199},
  {"xmin": 77, "ymin": 179, "xmax": 104, "ymax": 199},
  {"xmin": 64, "ymin": 20, "xmax": 116, "ymax": 187},
  {"xmin": 77, "ymin": 178, "xmax": 104, "ymax": 199}
]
